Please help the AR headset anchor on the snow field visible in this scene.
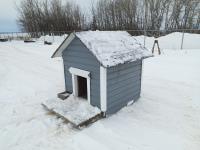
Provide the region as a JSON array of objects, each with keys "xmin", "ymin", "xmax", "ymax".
[
  {"xmin": 0, "ymin": 33, "xmax": 200, "ymax": 150},
  {"xmin": 135, "ymin": 32, "xmax": 200, "ymax": 50}
]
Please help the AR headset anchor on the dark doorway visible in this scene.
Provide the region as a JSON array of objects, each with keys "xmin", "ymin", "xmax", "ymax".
[{"xmin": 77, "ymin": 76, "xmax": 87, "ymax": 99}]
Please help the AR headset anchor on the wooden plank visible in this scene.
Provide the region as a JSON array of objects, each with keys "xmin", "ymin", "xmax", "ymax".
[{"xmin": 41, "ymin": 101, "xmax": 102, "ymax": 129}]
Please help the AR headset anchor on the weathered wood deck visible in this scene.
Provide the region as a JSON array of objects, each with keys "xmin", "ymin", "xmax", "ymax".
[{"xmin": 42, "ymin": 95, "xmax": 102, "ymax": 128}]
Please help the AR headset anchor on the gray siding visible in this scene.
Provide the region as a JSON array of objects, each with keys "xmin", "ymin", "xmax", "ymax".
[
  {"xmin": 62, "ymin": 37, "xmax": 101, "ymax": 108},
  {"xmin": 106, "ymin": 60, "xmax": 142, "ymax": 114}
]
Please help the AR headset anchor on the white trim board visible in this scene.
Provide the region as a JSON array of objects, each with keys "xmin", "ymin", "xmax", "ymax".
[
  {"xmin": 52, "ymin": 33, "xmax": 76, "ymax": 58},
  {"xmin": 69, "ymin": 67, "xmax": 90, "ymax": 78},
  {"xmin": 100, "ymin": 66, "xmax": 107, "ymax": 112},
  {"xmin": 69, "ymin": 67, "xmax": 91, "ymax": 104}
]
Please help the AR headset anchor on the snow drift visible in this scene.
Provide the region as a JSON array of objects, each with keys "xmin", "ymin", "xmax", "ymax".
[{"xmin": 134, "ymin": 32, "xmax": 200, "ymax": 50}]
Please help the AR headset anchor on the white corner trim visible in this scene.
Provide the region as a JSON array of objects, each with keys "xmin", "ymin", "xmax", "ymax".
[
  {"xmin": 52, "ymin": 33, "xmax": 76, "ymax": 58},
  {"xmin": 69, "ymin": 67, "xmax": 91, "ymax": 104},
  {"xmin": 86, "ymin": 78, "xmax": 91, "ymax": 104},
  {"xmin": 72, "ymin": 75, "xmax": 78, "ymax": 97},
  {"xmin": 100, "ymin": 66, "xmax": 107, "ymax": 112}
]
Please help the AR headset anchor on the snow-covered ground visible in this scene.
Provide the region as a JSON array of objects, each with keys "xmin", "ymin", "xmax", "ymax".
[
  {"xmin": 0, "ymin": 33, "xmax": 200, "ymax": 150},
  {"xmin": 37, "ymin": 34, "xmax": 67, "ymax": 43},
  {"xmin": 135, "ymin": 32, "xmax": 200, "ymax": 50}
]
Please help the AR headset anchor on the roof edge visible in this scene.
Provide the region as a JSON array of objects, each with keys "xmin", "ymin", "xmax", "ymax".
[{"xmin": 51, "ymin": 32, "xmax": 76, "ymax": 58}]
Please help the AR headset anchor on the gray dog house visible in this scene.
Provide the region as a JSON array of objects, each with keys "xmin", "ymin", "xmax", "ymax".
[{"xmin": 52, "ymin": 31, "xmax": 151, "ymax": 115}]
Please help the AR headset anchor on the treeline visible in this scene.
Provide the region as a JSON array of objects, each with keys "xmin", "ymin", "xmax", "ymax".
[
  {"xmin": 92, "ymin": 0, "xmax": 200, "ymax": 30},
  {"xmin": 18, "ymin": 0, "xmax": 200, "ymax": 33},
  {"xmin": 17, "ymin": 0, "xmax": 85, "ymax": 32}
]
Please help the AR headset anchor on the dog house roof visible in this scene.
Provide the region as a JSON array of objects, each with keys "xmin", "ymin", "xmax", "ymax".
[{"xmin": 52, "ymin": 31, "xmax": 152, "ymax": 67}]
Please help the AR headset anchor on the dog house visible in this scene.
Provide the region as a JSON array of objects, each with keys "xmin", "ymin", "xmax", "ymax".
[{"xmin": 51, "ymin": 31, "xmax": 151, "ymax": 116}]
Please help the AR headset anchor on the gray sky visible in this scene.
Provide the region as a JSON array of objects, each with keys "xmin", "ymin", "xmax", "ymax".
[
  {"xmin": 0, "ymin": 0, "xmax": 94, "ymax": 32},
  {"xmin": 0, "ymin": 0, "xmax": 20, "ymax": 32}
]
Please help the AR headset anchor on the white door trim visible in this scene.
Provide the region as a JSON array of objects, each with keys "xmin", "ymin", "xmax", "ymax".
[
  {"xmin": 100, "ymin": 66, "xmax": 107, "ymax": 112},
  {"xmin": 69, "ymin": 67, "xmax": 91, "ymax": 104}
]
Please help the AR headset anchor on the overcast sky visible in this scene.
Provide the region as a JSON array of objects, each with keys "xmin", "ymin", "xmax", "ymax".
[{"xmin": 0, "ymin": 0, "xmax": 94, "ymax": 32}]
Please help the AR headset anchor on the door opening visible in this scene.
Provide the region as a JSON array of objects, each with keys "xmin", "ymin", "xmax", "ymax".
[{"xmin": 77, "ymin": 76, "xmax": 87, "ymax": 99}]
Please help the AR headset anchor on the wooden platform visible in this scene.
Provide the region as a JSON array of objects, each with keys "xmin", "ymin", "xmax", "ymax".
[{"xmin": 42, "ymin": 95, "xmax": 102, "ymax": 128}]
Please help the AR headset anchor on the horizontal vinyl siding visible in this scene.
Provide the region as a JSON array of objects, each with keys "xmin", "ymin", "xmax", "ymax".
[
  {"xmin": 106, "ymin": 60, "xmax": 142, "ymax": 114},
  {"xmin": 107, "ymin": 93, "xmax": 140, "ymax": 114},
  {"xmin": 62, "ymin": 37, "xmax": 101, "ymax": 108}
]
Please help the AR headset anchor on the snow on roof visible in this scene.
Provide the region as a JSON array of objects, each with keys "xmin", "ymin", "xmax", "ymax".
[{"xmin": 52, "ymin": 31, "xmax": 152, "ymax": 67}]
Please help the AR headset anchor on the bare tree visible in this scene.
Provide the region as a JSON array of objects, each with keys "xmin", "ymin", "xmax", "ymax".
[
  {"xmin": 92, "ymin": 0, "xmax": 138, "ymax": 30},
  {"xmin": 17, "ymin": 0, "xmax": 86, "ymax": 33},
  {"xmin": 17, "ymin": 0, "xmax": 200, "ymax": 33}
]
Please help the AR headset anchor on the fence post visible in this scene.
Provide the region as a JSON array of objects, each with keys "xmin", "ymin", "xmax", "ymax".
[
  {"xmin": 43, "ymin": 32, "xmax": 45, "ymax": 42},
  {"xmin": 53, "ymin": 32, "xmax": 55, "ymax": 43},
  {"xmin": 144, "ymin": 30, "xmax": 146, "ymax": 47},
  {"xmin": 181, "ymin": 31, "xmax": 185, "ymax": 50}
]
